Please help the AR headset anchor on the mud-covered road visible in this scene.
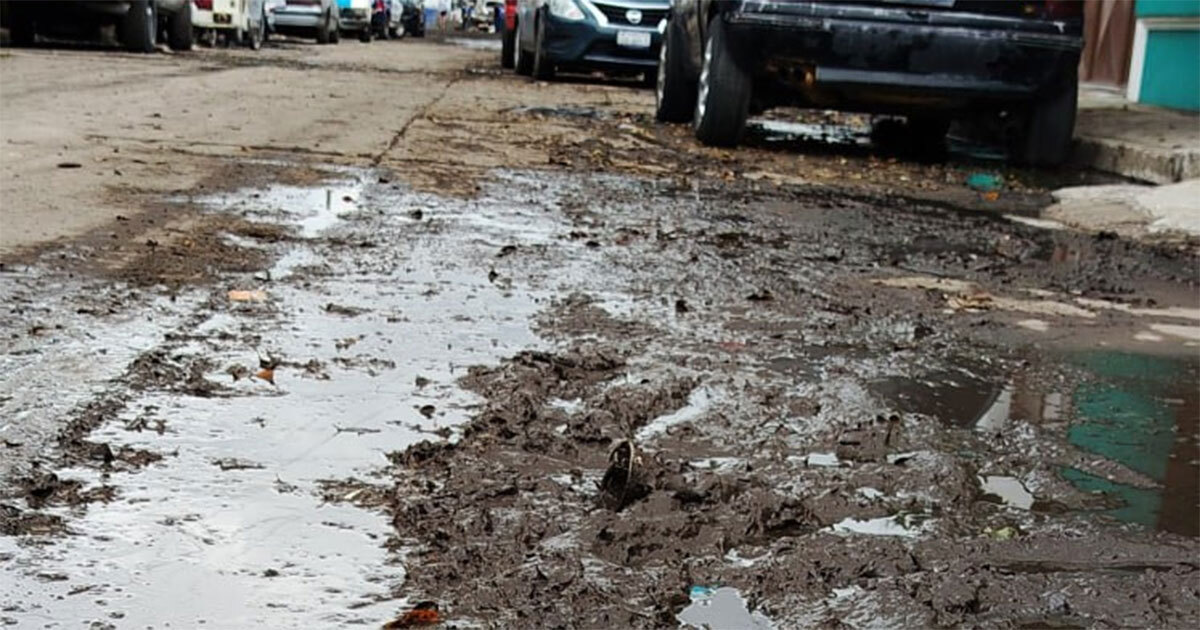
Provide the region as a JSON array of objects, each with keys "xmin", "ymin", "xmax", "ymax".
[{"xmin": 2, "ymin": 35, "xmax": 1199, "ymax": 629}]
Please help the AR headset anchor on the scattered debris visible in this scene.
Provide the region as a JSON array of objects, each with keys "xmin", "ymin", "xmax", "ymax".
[
  {"xmin": 228, "ymin": 289, "xmax": 268, "ymax": 302},
  {"xmin": 382, "ymin": 601, "xmax": 440, "ymax": 628},
  {"xmin": 213, "ymin": 458, "xmax": 265, "ymax": 471}
]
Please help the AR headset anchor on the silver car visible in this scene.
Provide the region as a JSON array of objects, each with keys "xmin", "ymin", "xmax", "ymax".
[
  {"xmin": 270, "ymin": 0, "xmax": 339, "ymax": 43},
  {"xmin": 2, "ymin": 0, "xmax": 195, "ymax": 52}
]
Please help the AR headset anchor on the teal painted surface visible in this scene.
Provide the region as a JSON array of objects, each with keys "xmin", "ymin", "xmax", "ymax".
[
  {"xmin": 1068, "ymin": 381, "xmax": 1175, "ymax": 481},
  {"xmin": 1062, "ymin": 351, "xmax": 1192, "ymax": 532},
  {"xmin": 1061, "ymin": 467, "xmax": 1161, "ymax": 528},
  {"xmin": 1140, "ymin": 29, "xmax": 1200, "ymax": 110},
  {"xmin": 1137, "ymin": 0, "xmax": 1200, "ymax": 18}
]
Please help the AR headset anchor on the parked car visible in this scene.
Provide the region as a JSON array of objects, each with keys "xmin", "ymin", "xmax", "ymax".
[
  {"xmin": 192, "ymin": 0, "xmax": 271, "ymax": 49},
  {"xmin": 337, "ymin": 0, "xmax": 373, "ymax": 41},
  {"xmin": 512, "ymin": 0, "xmax": 668, "ymax": 83},
  {"xmin": 1, "ymin": 0, "xmax": 193, "ymax": 52},
  {"xmin": 398, "ymin": 0, "xmax": 424, "ymax": 37},
  {"xmin": 271, "ymin": 0, "xmax": 339, "ymax": 43},
  {"xmin": 656, "ymin": 0, "xmax": 1085, "ymax": 166}
]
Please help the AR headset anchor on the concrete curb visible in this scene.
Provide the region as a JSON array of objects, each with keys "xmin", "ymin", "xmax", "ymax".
[{"xmin": 1073, "ymin": 135, "xmax": 1200, "ymax": 184}]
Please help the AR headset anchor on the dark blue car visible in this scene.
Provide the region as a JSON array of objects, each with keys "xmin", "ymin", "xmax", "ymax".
[{"xmin": 512, "ymin": 0, "xmax": 670, "ymax": 84}]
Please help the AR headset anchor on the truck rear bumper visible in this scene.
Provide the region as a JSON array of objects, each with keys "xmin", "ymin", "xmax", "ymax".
[{"xmin": 726, "ymin": 1, "xmax": 1081, "ymax": 103}]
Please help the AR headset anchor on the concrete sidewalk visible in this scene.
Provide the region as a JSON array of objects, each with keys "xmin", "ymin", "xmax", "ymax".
[{"xmin": 1073, "ymin": 84, "xmax": 1200, "ymax": 184}]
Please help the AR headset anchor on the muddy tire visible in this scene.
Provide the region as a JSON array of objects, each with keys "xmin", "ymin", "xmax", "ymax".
[
  {"xmin": 655, "ymin": 18, "xmax": 697, "ymax": 123},
  {"xmin": 166, "ymin": 2, "xmax": 193, "ymax": 50},
  {"xmin": 6, "ymin": 6, "xmax": 36, "ymax": 47},
  {"xmin": 500, "ymin": 25, "xmax": 516, "ymax": 69},
  {"xmin": 906, "ymin": 116, "xmax": 951, "ymax": 158},
  {"xmin": 316, "ymin": 9, "xmax": 333, "ymax": 43},
  {"xmin": 514, "ymin": 22, "xmax": 532, "ymax": 76},
  {"xmin": 246, "ymin": 12, "xmax": 265, "ymax": 50},
  {"xmin": 531, "ymin": 15, "xmax": 554, "ymax": 81},
  {"xmin": 121, "ymin": 0, "xmax": 158, "ymax": 53},
  {"xmin": 1015, "ymin": 69, "xmax": 1078, "ymax": 167},
  {"xmin": 693, "ymin": 16, "xmax": 750, "ymax": 147}
]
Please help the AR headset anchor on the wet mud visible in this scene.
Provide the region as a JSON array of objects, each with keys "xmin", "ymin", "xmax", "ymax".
[{"xmin": 2, "ymin": 47, "xmax": 1198, "ymax": 628}]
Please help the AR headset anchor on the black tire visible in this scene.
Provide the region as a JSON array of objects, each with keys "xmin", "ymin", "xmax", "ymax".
[
  {"xmin": 905, "ymin": 116, "xmax": 951, "ymax": 158},
  {"xmin": 359, "ymin": 28, "xmax": 372, "ymax": 43},
  {"xmin": 1016, "ymin": 69, "xmax": 1078, "ymax": 167},
  {"xmin": 531, "ymin": 14, "xmax": 554, "ymax": 80},
  {"xmin": 514, "ymin": 22, "xmax": 532, "ymax": 76},
  {"xmin": 655, "ymin": 18, "xmax": 697, "ymax": 123},
  {"xmin": 330, "ymin": 16, "xmax": 340, "ymax": 43},
  {"xmin": 6, "ymin": 6, "xmax": 36, "ymax": 47},
  {"xmin": 500, "ymin": 25, "xmax": 515, "ymax": 69},
  {"xmin": 247, "ymin": 12, "xmax": 265, "ymax": 50},
  {"xmin": 693, "ymin": 15, "xmax": 750, "ymax": 147},
  {"xmin": 167, "ymin": 2, "xmax": 194, "ymax": 51},
  {"xmin": 317, "ymin": 9, "xmax": 333, "ymax": 43},
  {"xmin": 121, "ymin": 0, "xmax": 157, "ymax": 53},
  {"xmin": 316, "ymin": 9, "xmax": 331, "ymax": 43}
]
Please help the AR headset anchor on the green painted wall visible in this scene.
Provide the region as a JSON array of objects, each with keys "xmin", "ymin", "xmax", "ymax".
[
  {"xmin": 1137, "ymin": 0, "xmax": 1200, "ymax": 18},
  {"xmin": 1141, "ymin": 29, "xmax": 1200, "ymax": 110}
]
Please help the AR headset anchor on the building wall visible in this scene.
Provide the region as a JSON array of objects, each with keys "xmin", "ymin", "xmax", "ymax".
[{"xmin": 1128, "ymin": 0, "xmax": 1200, "ymax": 110}]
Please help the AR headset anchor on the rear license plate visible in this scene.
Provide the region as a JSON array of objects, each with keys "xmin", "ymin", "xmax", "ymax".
[{"xmin": 616, "ymin": 30, "xmax": 651, "ymax": 49}]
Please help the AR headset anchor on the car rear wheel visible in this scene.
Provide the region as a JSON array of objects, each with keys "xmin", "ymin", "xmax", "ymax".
[
  {"xmin": 6, "ymin": 6, "xmax": 36, "ymax": 47},
  {"xmin": 514, "ymin": 23, "xmax": 533, "ymax": 75},
  {"xmin": 655, "ymin": 18, "xmax": 697, "ymax": 123},
  {"xmin": 501, "ymin": 25, "xmax": 516, "ymax": 68},
  {"xmin": 121, "ymin": 0, "xmax": 158, "ymax": 53},
  {"xmin": 1015, "ymin": 69, "xmax": 1078, "ymax": 167},
  {"xmin": 531, "ymin": 16, "xmax": 554, "ymax": 81},
  {"xmin": 167, "ymin": 2, "xmax": 194, "ymax": 50},
  {"xmin": 693, "ymin": 15, "xmax": 750, "ymax": 147},
  {"xmin": 317, "ymin": 9, "xmax": 332, "ymax": 43},
  {"xmin": 247, "ymin": 12, "xmax": 265, "ymax": 50}
]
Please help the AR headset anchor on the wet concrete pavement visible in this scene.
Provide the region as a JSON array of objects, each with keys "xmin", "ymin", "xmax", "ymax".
[{"xmin": 2, "ymin": 36, "xmax": 1199, "ymax": 629}]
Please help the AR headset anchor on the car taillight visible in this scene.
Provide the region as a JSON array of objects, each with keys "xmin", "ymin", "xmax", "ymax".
[
  {"xmin": 1044, "ymin": 0, "xmax": 1082, "ymax": 19},
  {"xmin": 194, "ymin": 0, "xmax": 213, "ymax": 10}
]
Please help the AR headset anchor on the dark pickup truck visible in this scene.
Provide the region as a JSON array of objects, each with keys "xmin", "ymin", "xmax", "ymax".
[{"xmin": 655, "ymin": 0, "xmax": 1085, "ymax": 165}]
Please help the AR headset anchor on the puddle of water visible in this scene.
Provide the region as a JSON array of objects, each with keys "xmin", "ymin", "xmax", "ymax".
[
  {"xmin": 828, "ymin": 514, "xmax": 931, "ymax": 538},
  {"xmin": 508, "ymin": 105, "xmax": 608, "ymax": 120},
  {"xmin": 199, "ymin": 181, "xmax": 362, "ymax": 238},
  {"xmin": 446, "ymin": 36, "xmax": 502, "ymax": 51},
  {"xmin": 980, "ymin": 475, "xmax": 1035, "ymax": 510},
  {"xmin": 679, "ymin": 586, "xmax": 774, "ymax": 630},
  {"xmin": 1062, "ymin": 351, "xmax": 1199, "ymax": 537},
  {"xmin": 2, "ymin": 171, "xmax": 591, "ymax": 626}
]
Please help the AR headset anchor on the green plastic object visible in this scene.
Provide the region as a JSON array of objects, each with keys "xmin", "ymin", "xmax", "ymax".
[{"xmin": 966, "ymin": 173, "xmax": 1003, "ymax": 192}]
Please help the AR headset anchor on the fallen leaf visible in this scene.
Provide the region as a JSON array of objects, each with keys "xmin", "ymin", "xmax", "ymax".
[
  {"xmin": 254, "ymin": 368, "xmax": 276, "ymax": 385},
  {"xmin": 383, "ymin": 601, "xmax": 440, "ymax": 628}
]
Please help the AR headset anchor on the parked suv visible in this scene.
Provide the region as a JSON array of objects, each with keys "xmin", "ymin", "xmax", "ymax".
[
  {"xmin": 1, "ymin": 0, "xmax": 193, "ymax": 52},
  {"xmin": 512, "ymin": 0, "xmax": 669, "ymax": 83},
  {"xmin": 656, "ymin": 0, "xmax": 1085, "ymax": 165}
]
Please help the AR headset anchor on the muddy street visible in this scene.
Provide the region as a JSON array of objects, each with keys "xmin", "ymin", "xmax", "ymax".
[{"xmin": 2, "ymin": 33, "xmax": 1199, "ymax": 630}]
